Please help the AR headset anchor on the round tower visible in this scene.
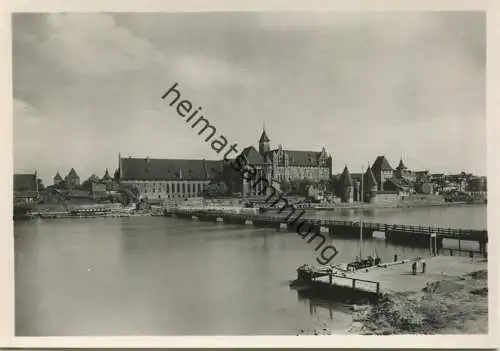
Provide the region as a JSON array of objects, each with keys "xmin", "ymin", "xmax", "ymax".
[
  {"xmin": 364, "ymin": 166, "xmax": 378, "ymax": 203},
  {"xmin": 340, "ymin": 165, "xmax": 353, "ymax": 203}
]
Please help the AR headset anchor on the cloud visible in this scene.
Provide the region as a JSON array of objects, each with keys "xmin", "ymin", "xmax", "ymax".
[
  {"xmin": 34, "ymin": 13, "xmax": 255, "ymax": 91},
  {"xmin": 13, "ymin": 99, "xmax": 46, "ymax": 172},
  {"xmin": 170, "ymin": 54, "xmax": 258, "ymax": 90},
  {"xmin": 14, "ymin": 99, "xmax": 45, "ymax": 125},
  {"xmin": 11, "ymin": 12, "xmax": 486, "ymax": 182},
  {"xmin": 39, "ymin": 13, "xmax": 164, "ymax": 76}
]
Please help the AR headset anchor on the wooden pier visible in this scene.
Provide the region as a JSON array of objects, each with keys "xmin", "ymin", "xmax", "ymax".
[
  {"xmin": 290, "ymin": 256, "xmax": 488, "ymax": 303},
  {"xmin": 164, "ymin": 208, "xmax": 488, "ymax": 254}
]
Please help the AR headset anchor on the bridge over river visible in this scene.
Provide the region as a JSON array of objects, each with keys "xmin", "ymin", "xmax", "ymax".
[{"xmin": 164, "ymin": 208, "xmax": 488, "ymax": 256}]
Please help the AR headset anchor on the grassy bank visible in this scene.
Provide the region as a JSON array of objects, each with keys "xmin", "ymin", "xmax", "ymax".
[{"xmin": 349, "ymin": 269, "xmax": 488, "ymax": 335}]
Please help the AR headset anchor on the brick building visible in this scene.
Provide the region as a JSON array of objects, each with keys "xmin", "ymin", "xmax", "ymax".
[
  {"xmin": 118, "ymin": 155, "xmax": 222, "ymax": 200},
  {"xmin": 227, "ymin": 129, "xmax": 333, "ymax": 196}
]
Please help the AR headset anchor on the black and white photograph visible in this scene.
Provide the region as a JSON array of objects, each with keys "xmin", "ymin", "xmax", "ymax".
[{"xmin": 4, "ymin": 2, "xmax": 498, "ymax": 347}]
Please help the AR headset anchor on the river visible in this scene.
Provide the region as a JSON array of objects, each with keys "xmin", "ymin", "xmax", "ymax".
[{"xmin": 14, "ymin": 204, "xmax": 487, "ymax": 336}]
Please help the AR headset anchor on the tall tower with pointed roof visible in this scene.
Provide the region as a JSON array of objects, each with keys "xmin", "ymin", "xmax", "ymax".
[
  {"xmin": 258, "ymin": 127, "xmax": 270, "ymax": 156},
  {"xmin": 339, "ymin": 165, "xmax": 353, "ymax": 203},
  {"xmin": 53, "ymin": 172, "xmax": 63, "ymax": 185},
  {"xmin": 395, "ymin": 157, "xmax": 414, "ymax": 181},
  {"xmin": 363, "ymin": 165, "xmax": 378, "ymax": 202}
]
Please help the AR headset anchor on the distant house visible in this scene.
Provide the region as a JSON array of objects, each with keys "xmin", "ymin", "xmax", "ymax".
[
  {"xmin": 65, "ymin": 168, "xmax": 80, "ymax": 187},
  {"xmin": 447, "ymin": 174, "xmax": 467, "ymax": 192},
  {"xmin": 371, "ymin": 156, "xmax": 394, "ymax": 191},
  {"xmin": 383, "ymin": 177, "xmax": 412, "ymax": 195},
  {"xmin": 415, "ymin": 170, "xmax": 430, "ymax": 183},
  {"xmin": 14, "ymin": 172, "xmax": 39, "ymax": 204},
  {"xmin": 91, "ymin": 182, "xmax": 107, "ymax": 200},
  {"xmin": 430, "ymin": 173, "xmax": 446, "ymax": 182}
]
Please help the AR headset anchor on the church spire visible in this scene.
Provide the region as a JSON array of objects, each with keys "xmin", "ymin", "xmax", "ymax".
[
  {"xmin": 259, "ymin": 127, "xmax": 270, "ymax": 143},
  {"xmin": 258, "ymin": 126, "xmax": 270, "ymax": 156}
]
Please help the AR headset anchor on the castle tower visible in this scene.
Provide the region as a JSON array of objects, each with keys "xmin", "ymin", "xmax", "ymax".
[
  {"xmin": 258, "ymin": 127, "xmax": 270, "ymax": 156},
  {"xmin": 53, "ymin": 172, "xmax": 63, "ymax": 185},
  {"xmin": 102, "ymin": 168, "xmax": 111, "ymax": 181},
  {"xmin": 340, "ymin": 165, "xmax": 353, "ymax": 203},
  {"xmin": 395, "ymin": 158, "xmax": 408, "ymax": 179},
  {"xmin": 363, "ymin": 166, "xmax": 378, "ymax": 203}
]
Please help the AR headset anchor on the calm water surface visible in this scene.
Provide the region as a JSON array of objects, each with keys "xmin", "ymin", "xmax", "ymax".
[{"xmin": 14, "ymin": 205, "xmax": 486, "ymax": 336}]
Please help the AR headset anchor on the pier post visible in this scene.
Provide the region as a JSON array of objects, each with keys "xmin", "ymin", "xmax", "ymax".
[
  {"xmin": 430, "ymin": 233, "xmax": 437, "ymax": 256},
  {"xmin": 480, "ymin": 241, "xmax": 487, "ymax": 258}
]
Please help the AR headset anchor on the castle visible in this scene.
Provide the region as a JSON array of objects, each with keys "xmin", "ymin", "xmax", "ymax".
[{"xmin": 224, "ymin": 129, "xmax": 333, "ymax": 196}]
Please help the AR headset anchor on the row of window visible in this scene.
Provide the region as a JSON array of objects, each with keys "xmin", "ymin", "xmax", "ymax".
[
  {"xmin": 273, "ymin": 168, "xmax": 329, "ymax": 182},
  {"xmin": 133, "ymin": 182, "xmax": 208, "ymax": 194}
]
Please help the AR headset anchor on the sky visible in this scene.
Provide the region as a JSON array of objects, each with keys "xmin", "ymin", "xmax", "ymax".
[{"xmin": 12, "ymin": 12, "xmax": 486, "ymax": 185}]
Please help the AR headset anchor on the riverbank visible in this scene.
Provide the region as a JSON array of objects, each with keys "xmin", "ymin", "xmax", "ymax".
[{"xmin": 299, "ymin": 263, "xmax": 488, "ymax": 335}]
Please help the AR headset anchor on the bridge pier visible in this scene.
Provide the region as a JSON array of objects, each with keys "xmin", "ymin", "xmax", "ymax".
[
  {"xmin": 329, "ymin": 225, "xmax": 374, "ymax": 239},
  {"xmin": 319, "ymin": 226, "xmax": 329, "ymax": 234},
  {"xmin": 385, "ymin": 231, "xmax": 443, "ymax": 250}
]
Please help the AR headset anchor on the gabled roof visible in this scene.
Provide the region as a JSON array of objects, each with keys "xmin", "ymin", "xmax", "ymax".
[
  {"xmin": 66, "ymin": 168, "xmax": 79, "ymax": 179},
  {"xmin": 267, "ymin": 149, "xmax": 323, "ymax": 167},
  {"xmin": 53, "ymin": 172, "xmax": 63, "ymax": 180},
  {"xmin": 372, "ymin": 156, "xmax": 393, "ymax": 172},
  {"xmin": 120, "ymin": 157, "xmax": 222, "ymax": 181},
  {"xmin": 14, "ymin": 174, "xmax": 37, "ymax": 191},
  {"xmin": 396, "ymin": 159, "xmax": 408, "ymax": 170},
  {"xmin": 339, "ymin": 165, "xmax": 353, "ymax": 187},
  {"xmin": 240, "ymin": 146, "xmax": 265, "ymax": 164},
  {"xmin": 259, "ymin": 129, "xmax": 270, "ymax": 143}
]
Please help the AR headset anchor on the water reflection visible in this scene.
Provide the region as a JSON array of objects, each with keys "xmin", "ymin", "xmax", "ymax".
[{"xmin": 15, "ymin": 205, "xmax": 486, "ymax": 336}]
